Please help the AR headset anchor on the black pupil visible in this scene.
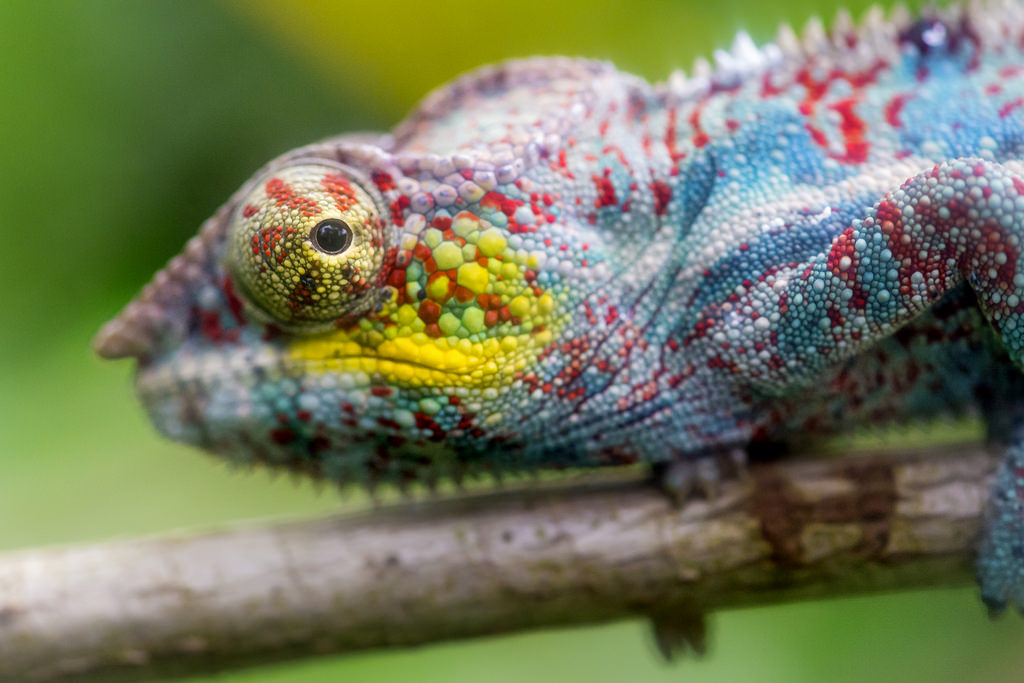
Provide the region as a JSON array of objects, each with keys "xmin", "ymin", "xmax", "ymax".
[{"xmin": 312, "ymin": 219, "xmax": 352, "ymax": 254}]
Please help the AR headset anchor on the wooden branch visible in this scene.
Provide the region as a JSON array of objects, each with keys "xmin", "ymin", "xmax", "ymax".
[{"xmin": 0, "ymin": 445, "xmax": 996, "ymax": 682}]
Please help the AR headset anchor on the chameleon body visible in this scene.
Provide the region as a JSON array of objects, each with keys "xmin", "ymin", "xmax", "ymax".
[{"xmin": 97, "ymin": 1, "xmax": 1024, "ymax": 611}]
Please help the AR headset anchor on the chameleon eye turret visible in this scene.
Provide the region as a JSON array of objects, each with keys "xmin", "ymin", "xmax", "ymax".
[{"xmin": 227, "ymin": 163, "xmax": 388, "ymax": 330}]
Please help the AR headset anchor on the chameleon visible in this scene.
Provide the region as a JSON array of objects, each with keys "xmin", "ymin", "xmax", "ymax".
[{"xmin": 95, "ymin": 0, "xmax": 1024, "ymax": 614}]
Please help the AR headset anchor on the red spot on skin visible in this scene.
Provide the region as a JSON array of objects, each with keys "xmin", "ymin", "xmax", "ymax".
[
  {"xmin": 377, "ymin": 417, "xmax": 401, "ymax": 431},
  {"xmin": 682, "ymin": 317, "xmax": 715, "ymax": 346},
  {"xmin": 602, "ymin": 144, "xmax": 630, "ymax": 167},
  {"xmin": 875, "ymin": 197, "xmax": 971, "ymax": 299},
  {"xmin": 826, "ymin": 306, "xmax": 845, "ymax": 328},
  {"xmin": 481, "ymin": 191, "xmax": 524, "ymax": 218},
  {"xmin": 265, "ymin": 178, "xmax": 321, "ymax": 216},
  {"xmin": 706, "ymin": 356, "xmax": 739, "ymax": 373},
  {"xmin": 999, "ymin": 97, "xmax": 1024, "ymax": 118},
  {"xmin": 845, "ymin": 61, "xmax": 887, "ymax": 88},
  {"xmin": 322, "ymin": 173, "xmax": 357, "ymax": 212},
  {"xmin": 222, "ymin": 276, "xmax": 246, "ymax": 325},
  {"xmin": 884, "ymin": 94, "xmax": 913, "ymax": 128},
  {"xmin": 592, "ymin": 172, "xmax": 617, "ymax": 208},
  {"xmin": 418, "ymin": 300, "xmax": 441, "ymax": 324},
  {"xmin": 197, "ymin": 308, "xmax": 239, "ymax": 344},
  {"xmin": 805, "ymin": 124, "xmax": 828, "ymax": 147},
  {"xmin": 828, "ymin": 98, "xmax": 869, "ymax": 164},
  {"xmin": 387, "ymin": 264, "xmax": 406, "ymax": 289},
  {"xmin": 688, "ymin": 106, "xmax": 709, "ymax": 147},
  {"xmin": 794, "ymin": 63, "xmax": 886, "ymax": 162},
  {"xmin": 252, "ymin": 225, "xmax": 291, "ymax": 260},
  {"xmin": 370, "ymin": 386, "xmax": 393, "ymax": 397},
  {"xmin": 760, "ymin": 71, "xmax": 786, "ymax": 97},
  {"xmin": 270, "ymin": 428, "xmax": 295, "ymax": 445},
  {"xmin": 664, "ymin": 107, "xmax": 686, "ymax": 170},
  {"xmin": 389, "ymin": 200, "xmax": 405, "ymax": 226},
  {"xmin": 242, "ymin": 204, "xmax": 259, "ymax": 218},
  {"xmin": 796, "ymin": 69, "xmax": 829, "ymax": 114},
  {"xmin": 825, "ymin": 226, "xmax": 869, "ymax": 308},
  {"xmin": 650, "ymin": 180, "xmax": 672, "ymax": 216},
  {"xmin": 412, "ymin": 243, "xmax": 432, "ymax": 262},
  {"xmin": 372, "ymin": 171, "xmax": 396, "ymax": 192}
]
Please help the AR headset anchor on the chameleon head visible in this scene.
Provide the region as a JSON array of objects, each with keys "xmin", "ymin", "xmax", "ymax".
[{"xmin": 94, "ymin": 157, "xmax": 563, "ymax": 486}]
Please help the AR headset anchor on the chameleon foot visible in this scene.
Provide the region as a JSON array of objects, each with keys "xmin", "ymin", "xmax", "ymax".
[
  {"xmin": 647, "ymin": 602, "xmax": 708, "ymax": 660},
  {"xmin": 977, "ymin": 441, "xmax": 1024, "ymax": 615},
  {"xmin": 652, "ymin": 448, "xmax": 746, "ymax": 505}
]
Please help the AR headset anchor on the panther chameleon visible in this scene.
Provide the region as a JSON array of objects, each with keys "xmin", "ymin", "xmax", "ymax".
[{"xmin": 95, "ymin": 0, "xmax": 1024, "ymax": 613}]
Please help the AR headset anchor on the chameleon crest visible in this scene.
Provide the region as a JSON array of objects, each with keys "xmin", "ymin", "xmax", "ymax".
[{"xmin": 98, "ymin": 1, "xmax": 1024, "ymax": 612}]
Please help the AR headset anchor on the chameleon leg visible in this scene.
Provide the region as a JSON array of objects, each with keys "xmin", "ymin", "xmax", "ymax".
[
  {"xmin": 653, "ymin": 448, "xmax": 746, "ymax": 503},
  {"xmin": 978, "ymin": 439, "xmax": 1024, "ymax": 613},
  {"xmin": 647, "ymin": 602, "xmax": 708, "ymax": 660},
  {"xmin": 728, "ymin": 157, "xmax": 1024, "ymax": 611}
]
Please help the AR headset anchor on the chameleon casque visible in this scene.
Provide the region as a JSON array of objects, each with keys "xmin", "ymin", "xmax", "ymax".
[{"xmin": 95, "ymin": 1, "xmax": 1024, "ymax": 613}]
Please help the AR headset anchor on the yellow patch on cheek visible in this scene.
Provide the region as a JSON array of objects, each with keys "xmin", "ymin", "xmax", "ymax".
[
  {"xmin": 286, "ymin": 210, "xmax": 563, "ymax": 389},
  {"xmin": 287, "ymin": 326, "xmax": 556, "ymax": 389}
]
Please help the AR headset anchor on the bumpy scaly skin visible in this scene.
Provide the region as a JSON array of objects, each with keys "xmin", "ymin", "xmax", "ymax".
[{"xmin": 96, "ymin": 1, "xmax": 1024, "ymax": 611}]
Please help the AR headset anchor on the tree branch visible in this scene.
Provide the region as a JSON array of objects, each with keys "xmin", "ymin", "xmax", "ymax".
[{"xmin": 0, "ymin": 445, "xmax": 996, "ymax": 682}]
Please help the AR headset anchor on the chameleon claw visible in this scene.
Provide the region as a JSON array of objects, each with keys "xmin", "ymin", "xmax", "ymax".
[
  {"xmin": 647, "ymin": 603, "xmax": 708, "ymax": 660},
  {"xmin": 982, "ymin": 594, "xmax": 1007, "ymax": 620}
]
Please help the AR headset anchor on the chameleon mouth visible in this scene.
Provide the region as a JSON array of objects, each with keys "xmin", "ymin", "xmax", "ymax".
[{"xmin": 312, "ymin": 355, "xmax": 474, "ymax": 374}]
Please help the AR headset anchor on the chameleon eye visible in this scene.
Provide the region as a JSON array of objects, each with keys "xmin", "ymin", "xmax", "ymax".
[
  {"xmin": 311, "ymin": 218, "xmax": 353, "ymax": 254},
  {"xmin": 227, "ymin": 162, "xmax": 388, "ymax": 330}
]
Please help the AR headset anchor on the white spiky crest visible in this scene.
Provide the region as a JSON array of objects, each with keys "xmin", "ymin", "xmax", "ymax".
[{"xmin": 661, "ymin": 0, "xmax": 1024, "ymax": 101}]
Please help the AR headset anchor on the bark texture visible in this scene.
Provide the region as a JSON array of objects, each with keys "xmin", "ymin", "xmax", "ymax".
[{"xmin": 0, "ymin": 445, "xmax": 995, "ymax": 682}]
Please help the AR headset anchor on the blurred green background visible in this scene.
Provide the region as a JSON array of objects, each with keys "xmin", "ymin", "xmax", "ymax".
[{"xmin": 2, "ymin": 0, "xmax": 1023, "ymax": 681}]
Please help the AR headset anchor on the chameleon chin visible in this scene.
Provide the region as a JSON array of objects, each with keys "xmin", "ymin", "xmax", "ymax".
[{"xmin": 97, "ymin": 1, "xmax": 1024, "ymax": 613}]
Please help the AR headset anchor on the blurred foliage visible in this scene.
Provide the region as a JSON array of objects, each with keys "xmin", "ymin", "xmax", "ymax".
[{"xmin": 0, "ymin": 0, "xmax": 1022, "ymax": 681}]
